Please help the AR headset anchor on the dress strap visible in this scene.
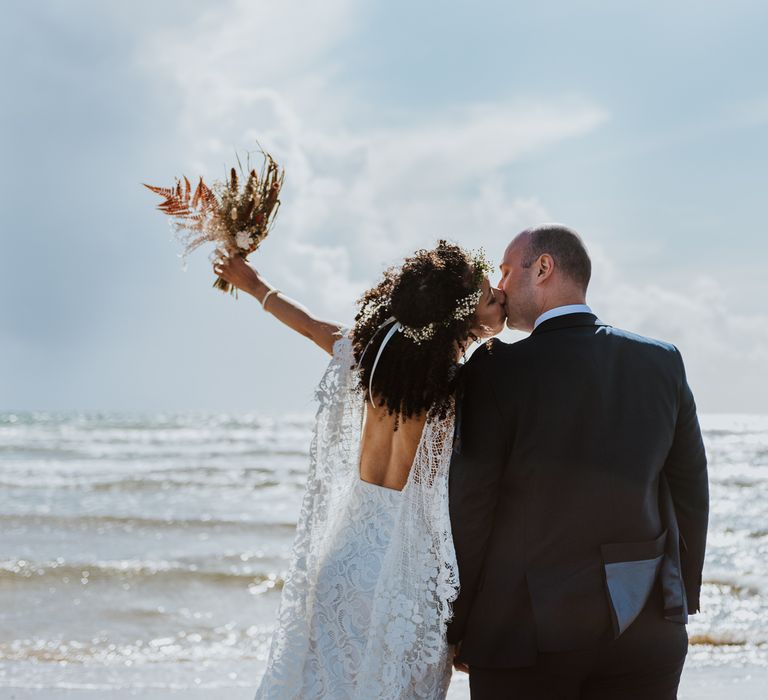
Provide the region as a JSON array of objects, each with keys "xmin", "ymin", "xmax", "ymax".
[
  {"xmin": 355, "ymin": 317, "xmax": 401, "ymax": 409},
  {"xmin": 367, "ymin": 320, "xmax": 401, "ymax": 408}
]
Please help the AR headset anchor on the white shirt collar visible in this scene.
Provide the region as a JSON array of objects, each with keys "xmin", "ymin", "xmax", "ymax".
[{"xmin": 533, "ymin": 304, "xmax": 593, "ymax": 330}]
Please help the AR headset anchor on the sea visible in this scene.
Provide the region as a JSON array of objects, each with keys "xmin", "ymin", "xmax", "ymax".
[{"xmin": 1, "ymin": 411, "xmax": 766, "ymax": 698}]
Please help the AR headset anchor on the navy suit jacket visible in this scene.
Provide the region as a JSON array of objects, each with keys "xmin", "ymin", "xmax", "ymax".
[{"xmin": 447, "ymin": 313, "xmax": 708, "ymax": 667}]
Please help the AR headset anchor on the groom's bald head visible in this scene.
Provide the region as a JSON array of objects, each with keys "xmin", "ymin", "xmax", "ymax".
[
  {"xmin": 499, "ymin": 224, "xmax": 591, "ymax": 331},
  {"xmin": 516, "ymin": 224, "xmax": 591, "ymax": 291}
]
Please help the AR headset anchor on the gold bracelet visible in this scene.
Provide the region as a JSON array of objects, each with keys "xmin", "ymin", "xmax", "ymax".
[{"xmin": 261, "ymin": 288, "xmax": 279, "ymax": 311}]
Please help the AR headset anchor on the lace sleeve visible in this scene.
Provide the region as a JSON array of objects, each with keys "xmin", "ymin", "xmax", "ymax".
[{"xmin": 256, "ymin": 327, "xmax": 364, "ymax": 699}]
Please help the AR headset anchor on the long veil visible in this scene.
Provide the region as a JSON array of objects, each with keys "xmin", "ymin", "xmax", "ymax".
[{"xmin": 255, "ymin": 331, "xmax": 459, "ymax": 699}]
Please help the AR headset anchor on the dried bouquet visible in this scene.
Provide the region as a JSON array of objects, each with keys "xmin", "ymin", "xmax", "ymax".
[{"xmin": 143, "ymin": 150, "xmax": 284, "ymax": 295}]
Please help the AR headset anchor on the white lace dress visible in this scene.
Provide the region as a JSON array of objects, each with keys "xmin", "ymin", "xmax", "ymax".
[{"xmin": 255, "ymin": 332, "xmax": 459, "ymax": 700}]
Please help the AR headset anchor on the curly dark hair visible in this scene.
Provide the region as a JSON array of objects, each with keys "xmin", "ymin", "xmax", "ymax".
[{"xmin": 352, "ymin": 240, "xmax": 485, "ymax": 426}]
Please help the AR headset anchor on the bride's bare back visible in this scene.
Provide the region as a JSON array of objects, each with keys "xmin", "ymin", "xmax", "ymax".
[{"xmin": 358, "ymin": 402, "xmax": 427, "ymax": 491}]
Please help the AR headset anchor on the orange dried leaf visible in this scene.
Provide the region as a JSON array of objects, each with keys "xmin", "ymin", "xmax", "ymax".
[
  {"xmin": 191, "ymin": 178, "xmax": 202, "ymax": 209},
  {"xmin": 142, "ymin": 183, "xmax": 176, "ymax": 197}
]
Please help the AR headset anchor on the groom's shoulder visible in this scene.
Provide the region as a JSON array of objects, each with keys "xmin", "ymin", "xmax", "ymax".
[
  {"xmin": 602, "ymin": 324, "xmax": 680, "ymax": 355},
  {"xmin": 600, "ymin": 324, "xmax": 685, "ymax": 373}
]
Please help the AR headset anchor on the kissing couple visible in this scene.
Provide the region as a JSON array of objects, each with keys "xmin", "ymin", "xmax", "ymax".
[{"xmin": 213, "ymin": 224, "xmax": 709, "ymax": 700}]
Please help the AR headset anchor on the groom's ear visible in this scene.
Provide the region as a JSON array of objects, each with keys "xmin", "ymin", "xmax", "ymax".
[{"xmin": 535, "ymin": 254, "xmax": 555, "ymax": 282}]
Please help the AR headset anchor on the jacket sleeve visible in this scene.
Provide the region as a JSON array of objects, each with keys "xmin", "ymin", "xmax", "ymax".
[
  {"xmin": 447, "ymin": 345, "xmax": 510, "ymax": 644},
  {"xmin": 663, "ymin": 348, "xmax": 709, "ymax": 613}
]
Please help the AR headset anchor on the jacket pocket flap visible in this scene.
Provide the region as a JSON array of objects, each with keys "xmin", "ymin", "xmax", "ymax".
[{"xmin": 601, "ymin": 529, "xmax": 667, "ymax": 564}]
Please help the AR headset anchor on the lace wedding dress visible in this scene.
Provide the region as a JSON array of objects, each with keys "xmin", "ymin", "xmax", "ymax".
[{"xmin": 255, "ymin": 332, "xmax": 459, "ymax": 700}]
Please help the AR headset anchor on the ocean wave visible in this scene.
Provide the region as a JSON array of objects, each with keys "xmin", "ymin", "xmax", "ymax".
[
  {"xmin": 0, "ymin": 410, "xmax": 314, "ymax": 429},
  {"xmin": 0, "ymin": 474, "xmax": 282, "ymax": 491},
  {"xmin": 0, "ymin": 629, "xmax": 759, "ymax": 668},
  {"xmin": 0, "ymin": 513, "xmax": 297, "ymax": 531},
  {"xmin": 689, "ymin": 634, "xmax": 748, "ymax": 647},
  {"xmin": 0, "ymin": 558, "xmax": 285, "ymax": 590},
  {"xmin": 0, "ymin": 444, "xmax": 310, "ymax": 461},
  {"xmin": 0, "ymin": 626, "xmax": 274, "ymax": 665},
  {"xmin": 702, "ymin": 577, "xmax": 763, "ymax": 597}
]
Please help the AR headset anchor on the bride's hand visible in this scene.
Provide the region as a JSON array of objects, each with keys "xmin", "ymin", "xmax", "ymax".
[{"xmin": 212, "ymin": 249, "xmax": 260, "ymax": 295}]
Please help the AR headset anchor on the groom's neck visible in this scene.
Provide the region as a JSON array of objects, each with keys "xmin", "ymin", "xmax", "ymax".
[
  {"xmin": 521, "ymin": 292, "xmax": 588, "ymax": 332},
  {"xmin": 538, "ymin": 298, "xmax": 587, "ymax": 315},
  {"xmin": 536, "ymin": 289, "xmax": 587, "ymax": 315}
]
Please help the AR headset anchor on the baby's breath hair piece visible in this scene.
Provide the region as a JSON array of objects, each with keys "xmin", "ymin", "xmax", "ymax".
[
  {"xmin": 452, "ymin": 287, "xmax": 484, "ymax": 322},
  {"xmin": 398, "ymin": 285, "xmax": 483, "ymax": 345},
  {"xmin": 470, "ymin": 248, "xmax": 493, "ymax": 285},
  {"xmin": 358, "ymin": 298, "xmax": 386, "ymax": 326},
  {"xmin": 401, "ymin": 322, "xmax": 437, "ymax": 344}
]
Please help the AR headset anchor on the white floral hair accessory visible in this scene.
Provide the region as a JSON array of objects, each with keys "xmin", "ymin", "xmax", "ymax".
[{"xmin": 399, "ymin": 286, "xmax": 484, "ymax": 343}]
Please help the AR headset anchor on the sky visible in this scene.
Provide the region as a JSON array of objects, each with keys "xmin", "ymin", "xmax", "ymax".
[{"xmin": 2, "ymin": 0, "xmax": 767, "ymax": 414}]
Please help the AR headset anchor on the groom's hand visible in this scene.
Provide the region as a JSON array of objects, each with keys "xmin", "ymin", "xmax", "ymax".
[{"xmin": 451, "ymin": 642, "xmax": 470, "ymax": 674}]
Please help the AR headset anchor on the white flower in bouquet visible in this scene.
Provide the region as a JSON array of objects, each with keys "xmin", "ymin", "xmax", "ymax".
[{"xmin": 235, "ymin": 230, "xmax": 252, "ymax": 250}]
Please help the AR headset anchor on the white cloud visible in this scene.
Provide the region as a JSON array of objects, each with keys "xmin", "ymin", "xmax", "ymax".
[
  {"xmin": 138, "ymin": 0, "xmax": 358, "ymax": 127},
  {"xmin": 280, "ymin": 240, "xmax": 360, "ymax": 315},
  {"xmin": 589, "ymin": 249, "xmax": 768, "ymax": 413},
  {"xmin": 362, "ymin": 100, "xmax": 609, "ymax": 191}
]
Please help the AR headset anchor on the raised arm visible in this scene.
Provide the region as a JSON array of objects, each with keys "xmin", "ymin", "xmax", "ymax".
[{"xmin": 213, "ymin": 250, "xmax": 345, "ymax": 355}]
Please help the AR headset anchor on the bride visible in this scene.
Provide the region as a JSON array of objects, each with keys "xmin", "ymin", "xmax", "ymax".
[{"xmin": 213, "ymin": 240, "xmax": 506, "ymax": 699}]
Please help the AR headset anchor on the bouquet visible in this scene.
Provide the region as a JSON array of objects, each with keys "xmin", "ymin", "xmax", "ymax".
[{"xmin": 143, "ymin": 150, "xmax": 284, "ymax": 295}]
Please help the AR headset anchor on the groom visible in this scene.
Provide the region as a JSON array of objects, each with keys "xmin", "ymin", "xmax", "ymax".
[{"xmin": 448, "ymin": 224, "xmax": 708, "ymax": 699}]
